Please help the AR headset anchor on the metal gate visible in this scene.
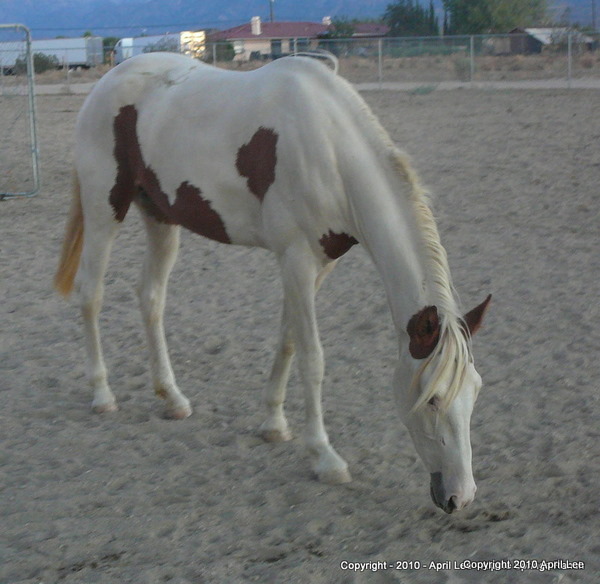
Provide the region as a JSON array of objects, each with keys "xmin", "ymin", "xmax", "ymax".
[{"xmin": 0, "ymin": 24, "xmax": 40, "ymax": 198}]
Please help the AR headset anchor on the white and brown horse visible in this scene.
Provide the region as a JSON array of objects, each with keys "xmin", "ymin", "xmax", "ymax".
[{"xmin": 55, "ymin": 53, "xmax": 490, "ymax": 513}]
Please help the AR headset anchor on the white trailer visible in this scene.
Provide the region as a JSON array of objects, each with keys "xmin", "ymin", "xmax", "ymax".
[
  {"xmin": 0, "ymin": 36, "xmax": 103, "ymax": 72},
  {"xmin": 32, "ymin": 36, "xmax": 103, "ymax": 68},
  {"xmin": 114, "ymin": 31, "xmax": 205, "ymax": 64}
]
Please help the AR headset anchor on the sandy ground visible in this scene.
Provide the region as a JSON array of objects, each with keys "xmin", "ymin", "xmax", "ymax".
[{"xmin": 1, "ymin": 84, "xmax": 599, "ymax": 584}]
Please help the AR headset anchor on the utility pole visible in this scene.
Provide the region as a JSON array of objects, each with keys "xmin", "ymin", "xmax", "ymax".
[{"xmin": 269, "ymin": 0, "xmax": 275, "ymax": 23}]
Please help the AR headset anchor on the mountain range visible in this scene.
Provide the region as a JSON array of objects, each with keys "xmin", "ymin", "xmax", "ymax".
[{"xmin": 0, "ymin": 1, "xmax": 595, "ymax": 39}]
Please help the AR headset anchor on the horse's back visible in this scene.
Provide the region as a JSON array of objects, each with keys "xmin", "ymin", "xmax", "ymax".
[{"xmin": 74, "ymin": 53, "xmax": 376, "ymax": 252}]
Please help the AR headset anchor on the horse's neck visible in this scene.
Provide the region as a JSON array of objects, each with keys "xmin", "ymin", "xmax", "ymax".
[{"xmin": 348, "ymin": 173, "xmax": 429, "ymax": 332}]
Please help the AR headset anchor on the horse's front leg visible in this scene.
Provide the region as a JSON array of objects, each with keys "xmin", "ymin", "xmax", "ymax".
[
  {"xmin": 260, "ymin": 260, "xmax": 338, "ymax": 443},
  {"xmin": 259, "ymin": 302, "xmax": 295, "ymax": 443},
  {"xmin": 278, "ymin": 247, "xmax": 351, "ymax": 484}
]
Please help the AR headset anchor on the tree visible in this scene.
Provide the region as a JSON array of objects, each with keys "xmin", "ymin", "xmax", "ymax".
[
  {"xmin": 327, "ymin": 17, "xmax": 356, "ymax": 38},
  {"xmin": 443, "ymin": 0, "xmax": 547, "ymax": 34},
  {"xmin": 384, "ymin": 0, "xmax": 439, "ymax": 37}
]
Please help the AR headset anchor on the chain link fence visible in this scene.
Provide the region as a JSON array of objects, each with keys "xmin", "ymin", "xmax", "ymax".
[
  {"xmin": 0, "ymin": 24, "xmax": 40, "ymax": 198},
  {"xmin": 207, "ymin": 32, "xmax": 600, "ymax": 87},
  {"xmin": 2, "ymin": 31, "xmax": 599, "ymax": 91}
]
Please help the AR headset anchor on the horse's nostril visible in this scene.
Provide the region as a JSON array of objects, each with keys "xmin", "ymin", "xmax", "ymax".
[{"xmin": 447, "ymin": 496, "xmax": 457, "ymax": 513}]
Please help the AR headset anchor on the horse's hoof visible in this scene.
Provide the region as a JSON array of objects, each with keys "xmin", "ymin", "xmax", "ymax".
[
  {"xmin": 261, "ymin": 428, "xmax": 292, "ymax": 443},
  {"xmin": 165, "ymin": 404, "xmax": 193, "ymax": 420},
  {"xmin": 92, "ymin": 401, "xmax": 118, "ymax": 414},
  {"xmin": 317, "ymin": 467, "xmax": 352, "ymax": 485}
]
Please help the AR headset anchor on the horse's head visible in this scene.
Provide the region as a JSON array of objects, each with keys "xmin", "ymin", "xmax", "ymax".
[{"xmin": 395, "ymin": 295, "xmax": 491, "ymax": 514}]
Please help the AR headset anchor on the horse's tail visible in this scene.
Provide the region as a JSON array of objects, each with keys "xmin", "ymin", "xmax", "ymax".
[{"xmin": 54, "ymin": 170, "xmax": 84, "ymax": 297}]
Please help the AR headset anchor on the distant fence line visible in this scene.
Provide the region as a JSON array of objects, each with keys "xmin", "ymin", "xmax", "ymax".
[
  {"xmin": 209, "ymin": 32, "xmax": 600, "ymax": 85},
  {"xmin": 3, "ymin": 32, "xmax": 600, "ymax": 86}
]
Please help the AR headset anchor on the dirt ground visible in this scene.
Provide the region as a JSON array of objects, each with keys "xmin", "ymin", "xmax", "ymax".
[{"xmin": 1, "ymin": 82, "xmax": 599, "ymax": 583}]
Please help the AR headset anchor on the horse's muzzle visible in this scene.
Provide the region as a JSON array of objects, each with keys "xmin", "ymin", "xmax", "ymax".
[{"xmin": 430, "ymin": 472, "xmax": 475, "ymax": 514}]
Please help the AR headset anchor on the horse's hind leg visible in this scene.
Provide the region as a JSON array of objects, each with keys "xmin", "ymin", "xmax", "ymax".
[
  {"xmin": 138, "ymin": 214, "xmax": 191, "ymax": 419},
  {"xmin": 77, "ymin": 213, "xmax": 119, "ymax": 413}
]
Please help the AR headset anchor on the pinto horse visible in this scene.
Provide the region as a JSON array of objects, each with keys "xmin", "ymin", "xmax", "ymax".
[{"xmin": 55, "ymin": 53, "xmax": 490, "ymax": 513}]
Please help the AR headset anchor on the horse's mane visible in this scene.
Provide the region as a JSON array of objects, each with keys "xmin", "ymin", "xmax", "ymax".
[
  {"xmin": 390, "ymin": 150, "xmax": 474, "ymax": 413},
  {"xmin": 317, "ymin": 77, "xmax": 474, "ymax": 412}
]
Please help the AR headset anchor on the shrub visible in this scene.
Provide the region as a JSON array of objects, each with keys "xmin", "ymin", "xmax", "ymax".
[
  {"xmin": 454, "ymin": 57, "xmax": 471, "ymax": 81},
  {"xmin": 14, "ymin": 52, "xmax": 60, "ymax": 74},
  {"xmin": 579, "ymin": 54, "xmax": 595, "ymax": 69}
]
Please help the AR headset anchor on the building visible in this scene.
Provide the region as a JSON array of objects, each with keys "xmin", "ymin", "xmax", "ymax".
[
  {"xmin": 509, "ymin": 28, "xmax": 594, "ymax": 54},
  {"xmin": 208, "ymin": 18, "xmax": 329, "ymax": 61},
  {"xmin": 207, "ymin": 17, "xmax": 390, "ymax": 62}
]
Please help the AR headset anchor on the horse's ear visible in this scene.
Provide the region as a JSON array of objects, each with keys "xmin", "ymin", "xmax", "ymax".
[
  {"xmin": 407, "ymin": 306, "xmax": 441, "ymax": 359},
  {"xmin": 463, "ymin": 294, "xmax": 492, "ymax": 336}
]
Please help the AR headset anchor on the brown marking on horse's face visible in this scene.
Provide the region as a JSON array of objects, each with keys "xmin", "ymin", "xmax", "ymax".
[
  {"xmin": 236, "ymin": 127, "xmax": 278, "ymax": 201},
  {"xmin": 110, "ymin": 105, "xmax": 230, "ymax": 244},
  {"xmin": 407, "ymin": 305, "xmax": 441, "ymax": 359},
  {"xmin": 319, "ymin": 230, "xmax": 358, "ymax": 260}
]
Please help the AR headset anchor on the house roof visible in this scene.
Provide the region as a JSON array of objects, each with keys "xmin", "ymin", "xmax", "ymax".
[
  {"xmin": 510, "ymin": 27, "xmax": 593, "ymax": 45},
  {"xmin": 209, "ymin": 21, "xmax": 329, "ymax": 41}
]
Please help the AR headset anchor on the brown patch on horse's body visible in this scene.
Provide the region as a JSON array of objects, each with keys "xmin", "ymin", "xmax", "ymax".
[
  {"xmin": 170, "ymin": 182, "xmax": 230, "ymax": 243},
  {"xmin": 110, "ymin": 104, "xmax": 230, "ymax": 244},
  {"xmin": 319, "ymin": 230, "xmax": 358, "ymax": 259},
  {"xmin": 236, "ymin": 127, "xmax": 278, "ymax": 201}
]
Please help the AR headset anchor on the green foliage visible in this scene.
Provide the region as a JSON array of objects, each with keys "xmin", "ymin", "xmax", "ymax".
[
  {"xmin": 442, "ymin": 0, "xmax": 548, "ymax": 34},
  {"xmin": 103, "ymin": 37, "xmax": 119, "ymax": 63},
  {"xmin": 14, "ymin": 52, "xmax": 60, "ymax": 74},
  {"xmin": 384, "ymin": 0, "xmax": 439, "ymax": 37},
  {"xmin": 103, "ymin": 37, "xmax": 119, "ymax": 51},
  {"xmin": 205, "ymin": 42, "xmax": 235, "ymax": 62},
  {"xmin": 327, "ymin": 18, "xmax": 356, "ymax": 39}
]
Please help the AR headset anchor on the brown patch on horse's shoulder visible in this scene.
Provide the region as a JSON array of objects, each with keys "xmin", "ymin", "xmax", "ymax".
[
  {"xmin": 319, "ymin": 230, "xmax": 358, "ymax": 260},
  {"xmin": 172, "ymin": 182, "xmax": 231, "ymax": 244},
  {"xmin": 236, "ymin": 127, "xmax": 278, "ymax": 201},
  {"xmin": 110, "ymin": 104, "xmax": 141, "ymax": 222}
]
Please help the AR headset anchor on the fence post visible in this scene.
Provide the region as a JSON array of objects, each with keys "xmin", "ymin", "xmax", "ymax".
[
  {"xmin": 378, "ymin": 38, "xmax": 383, "ymax": 88},
  {"xmin": 470, "ymin": 35, "xmax": 475, "ymax": 82},
  {"xmin": 213, "ymin": 42, "xmax": 217, "ymax": 65},
  {"xmin": 0, "ymin": 24, "xmax": 41, "ymax": 197},
  {"xmin": 567, "ymin": 32, "xmax": 572, "ymax": 88}
]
